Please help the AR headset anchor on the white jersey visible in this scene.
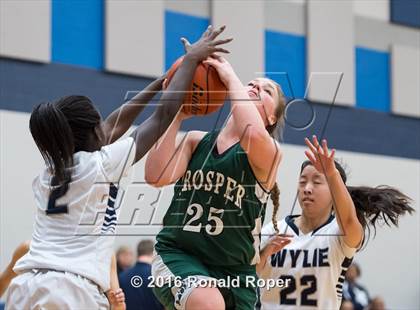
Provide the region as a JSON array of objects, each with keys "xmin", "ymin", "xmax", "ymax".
[
  {"xmin": 259, "ymin": 215, "xmax": 357, "ymax": 310},
  {"xmin": 14, "ymin": 137, "xmax": 136, "ymax": 291}
]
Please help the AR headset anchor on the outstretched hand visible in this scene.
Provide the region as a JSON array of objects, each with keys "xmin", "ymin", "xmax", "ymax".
[
  {"xmin": 263, "ymin": 234, "xmax": 293, "ymax": 256},
  {"xmin": 203, "ymin": 55, "xmax": 236, "ymax": 87},
  {"xmin": 108, "ymin": 288, "xmax": 126, "ymax": 310},
  {"xmin": 304, "ymin": 135, "xmax": 337, "ymax": 177},
  {"xmin": 181, "ymin": 25, "xmax": 232, "ymax": 62}
]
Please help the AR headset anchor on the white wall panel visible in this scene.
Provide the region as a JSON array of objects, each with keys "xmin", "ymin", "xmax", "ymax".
[
  {"xmin": 307, "ymin": 1, "xmax": 355, "ymax": 106},
  {"xmin": 353, "ymin": 0, "xmax": 390, "ymax": 21},
  {"xmin": 164, "ymin": 0, "xmax": 209, "ymax": 17},
  {"xmin": 0, "ymin": 0, "xmax": 50, "ymax": 62},
  {"xmin": 211, "ymin": 0, "xmax": 264, "ymax": 83},
  {"xmin": 264, "ymin": 0, "xmax": 306, "ymax": 35},
  {"xmin": 106, "ymin": 0, "xmax": 164, "ymax": 77},
  {"xmin": 391, "ymin": 45, "xmax": 420, "ymax": 117}
]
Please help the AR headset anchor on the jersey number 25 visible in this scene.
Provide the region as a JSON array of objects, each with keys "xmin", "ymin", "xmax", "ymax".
[{"xmin": 182, "ymin": 203, "xmax": 224, "ymax": 235}]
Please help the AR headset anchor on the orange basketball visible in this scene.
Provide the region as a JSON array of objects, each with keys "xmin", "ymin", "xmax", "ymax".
[{"xmin": 166, "ymin": 56, "xmax": 227, "ymax": 115}]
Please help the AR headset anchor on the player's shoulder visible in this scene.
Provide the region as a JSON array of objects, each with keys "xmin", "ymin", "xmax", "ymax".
[
  {"xmin": 98, "ymin": 136, "xmax": 135, "ymax": 168},
  {"xmin": 275, "ymin": 215, "xmax": 336, "ymax": 237},
  {"xmin": 187, "ymin": 130, "xmax": 209, "ymax": 152},
  {"xmin": 262, "ymin": 217, "xmax": 289, "ymax": 235},
  {"xmin": 281, "ymin": 215, "xmax": 301, "ymax": 236},
  {"xmin": 314, "ymin": 215, "xmax": 339, "ymax": 234},
  {"xmin": 187, "ymin": 130, "xmax": 207, "ymax": 144},
  {"xmin": 99, "ymin": 136, "xmax": 135, "ymax": 156},
  {"xmin": 73, "ymin": 148, "xmax": 105, "ymax": 176}
]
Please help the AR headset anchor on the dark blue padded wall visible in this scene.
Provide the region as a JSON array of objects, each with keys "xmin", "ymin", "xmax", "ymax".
[
  {"xmin": 1, "ymin": 58, "xmax": 419, "ymax": 160},
  {"xmin": 390, "ymin": 0, "xmax": 420, "ymax": 28}
]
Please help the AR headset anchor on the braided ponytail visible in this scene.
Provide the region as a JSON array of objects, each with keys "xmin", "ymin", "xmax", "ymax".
[
  {"xmin": 264, "ymin": 80, "xmax": 285, "ymax": 234},
  {"xmin": 270, "ymin": 183, "xmax": 281, "ymax": 234}
]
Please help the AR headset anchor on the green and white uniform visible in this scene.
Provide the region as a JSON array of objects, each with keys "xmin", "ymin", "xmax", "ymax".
[{"xmin": 152, "ymin": 130, "xmax": 270, "ymax": 310}]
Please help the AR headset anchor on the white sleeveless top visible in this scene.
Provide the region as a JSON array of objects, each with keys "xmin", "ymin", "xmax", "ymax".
[{"xmin": 14, "ymin": 137, "xmax": 136, "ymax": 291}]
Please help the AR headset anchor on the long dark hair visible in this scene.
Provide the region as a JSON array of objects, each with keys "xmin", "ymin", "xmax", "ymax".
[
  {"xmin": 300, "ymin": 160, "xmax": 414, "ymax": 248},
  {"xmin": 30, "ymin": 95, "xmax": 101, "ymax": 185}
]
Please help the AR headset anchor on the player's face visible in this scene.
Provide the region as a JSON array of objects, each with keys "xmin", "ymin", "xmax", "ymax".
[
  {"xmin": 298, "ymin": 165, "xmax": 333, "ymax": 218},
  {"xmin": 246, "ymin": 78, "xmax": 279, "ymax": 127}
]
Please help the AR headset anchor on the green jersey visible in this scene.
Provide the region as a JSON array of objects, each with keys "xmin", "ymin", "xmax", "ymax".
[{"xmin": 156, "ymin": 130, "xmax": 270, "ymax": 266}]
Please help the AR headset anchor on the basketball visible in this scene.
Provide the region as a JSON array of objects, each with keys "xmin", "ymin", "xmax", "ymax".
[{"xmin": 166, "ymin": 56, "xmax": 227, "ymax": 115}]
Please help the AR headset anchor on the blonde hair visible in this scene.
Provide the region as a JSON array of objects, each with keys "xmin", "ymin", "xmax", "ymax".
[
  {"xmin": 266, "ymin": 80, "xmax": 284, "ymax": 234},
  {"xmin": 270, "ymin": 183, "xmax": 281, "ymax": 234},
  {"xmin": 265, "ymin": 80, "xmax": 286, "ymax": 141}
]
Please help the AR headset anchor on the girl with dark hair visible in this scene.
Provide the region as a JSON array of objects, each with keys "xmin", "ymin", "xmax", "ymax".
[
  {"xmin": 5, "ymin": 25, "xmax": 231, "ymax": 310},
  {"xmin": 145, "ymin": 56, "xmax": 286, "ymax": 310},
  {"xmin": 257, "ymin": 136, "xmax": 413, "ymax": 310}
]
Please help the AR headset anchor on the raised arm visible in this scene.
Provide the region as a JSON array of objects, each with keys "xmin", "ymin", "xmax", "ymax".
[
  {"xmin": 203, "ymin": 56, "xmax": 282, "ymax": 189},
  {"xmin": 145, "ymin": 111, "xmax": 205, "ymax": 187},
  {"xmin": 101, "ymin": 77, "xmax": 166, "ymax": 144},
  {"xmin": 304, "ymin": 136, "xmax": 363, "ymax": 248},
  {"xmin": 129, "ymin": 25, "xmax": 232, "ymax": 163},
  {"xmin": 106, "ymin": 254, "xmax": 126, "ymax": 310}
]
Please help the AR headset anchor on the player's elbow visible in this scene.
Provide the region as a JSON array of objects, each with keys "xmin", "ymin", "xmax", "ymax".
[
  {"xmin": 145, "ymin": 167, "xmax": 170, "ymax": 188},
  {"xmin": 145, "ymin": 177, "xmax": 167, "ymax": 188},
  {"xmin": 343, "ymin": 217, "xmax": 363, "ymax": 242},
  {"xmin": 145, "ymin": 167, "xmax": 161, "ymax": 187},
  {"xmin": 346, "ymin": 217, "xmax": 363, "ymax": 232}
]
